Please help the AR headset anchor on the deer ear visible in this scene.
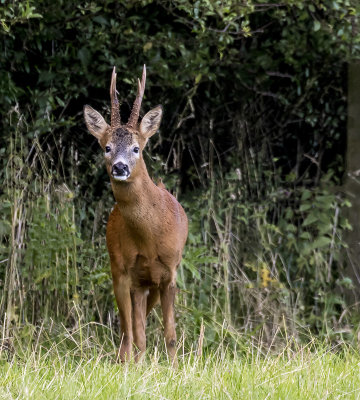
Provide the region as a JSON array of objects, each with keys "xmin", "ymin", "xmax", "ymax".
[
  {"xmin": 84, "ymin": 105, "xmax": 109, "ymax": 140},
  {"xmin": 139, "ymin": 105, "xmax": 163, "ymax": 139}
]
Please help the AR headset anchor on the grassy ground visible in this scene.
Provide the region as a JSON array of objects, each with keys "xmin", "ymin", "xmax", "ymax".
[{"xmin": 1, "ymin": 324, "xmax": 360, "ymax": 399}]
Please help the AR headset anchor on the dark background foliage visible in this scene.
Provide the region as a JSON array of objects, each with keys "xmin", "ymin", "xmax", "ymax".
[{"xmin": 1, "ymin": 0, "xmax": 359, "ymax": 350}]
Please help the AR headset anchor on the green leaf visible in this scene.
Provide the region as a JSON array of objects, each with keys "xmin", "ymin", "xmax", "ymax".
[
  {"xmin": 286, "ymin": 224, "xmax": 297, "ymax": 233},
  {"xmin": 313, "ymin": 20, "xmax": 321, "ymax": 32},
  {"xmin": 300, "ymin": 232, "xmax": 312, "ymax": 240},
  {"xmin": 299, "ymin": 203, "xmax": 311, "ymax": 212},
  {"xmin": 312, "ymin": 236, "xmax": 331, "ymax": 249},
  {"xmin": 301, "ymin": 190, "xmax": 312, "ymax": 201},
  {"xmin": 78, "ymin": 47, "xmax": 91, "ymax": 67},
  {"xmin": 303, "ymin": 214, "xmax": 318, "ymax": 226},
  {"xmin": 93, "ymin": 16, "xmax": 109, "ymax": 25}
]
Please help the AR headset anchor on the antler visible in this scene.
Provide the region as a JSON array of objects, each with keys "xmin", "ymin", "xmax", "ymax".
[
  {"xmin": 110, "ymin": 66, "xmax": 121, "ymax": 127},
  {"xmin": 127, "ymin": 65, "xmax": 146, "ymax": 128}
]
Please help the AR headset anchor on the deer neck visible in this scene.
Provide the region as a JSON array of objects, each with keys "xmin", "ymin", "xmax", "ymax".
[{"xmin": 110, "ymin": 158, "xmax": 158, "ymax": 220}]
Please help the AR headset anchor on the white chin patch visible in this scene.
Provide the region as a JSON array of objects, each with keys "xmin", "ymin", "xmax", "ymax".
[{"xmin": 112, "ymin": 174, "xmax": 130, "ymax": 181}]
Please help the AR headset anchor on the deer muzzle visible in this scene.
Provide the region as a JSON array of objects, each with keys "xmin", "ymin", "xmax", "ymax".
[{"xmin": 111, "ymin": 162, "xmax": 130, "ymax": 181}]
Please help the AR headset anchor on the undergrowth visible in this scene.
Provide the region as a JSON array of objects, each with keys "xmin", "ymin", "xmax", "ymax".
[{"xmin": 0, "ymin": 118, "xmax": 357, "ymax": 352}]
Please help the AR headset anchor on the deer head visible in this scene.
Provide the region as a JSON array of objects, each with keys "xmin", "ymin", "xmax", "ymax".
[{"xmin": 84, "ymin": 65, "xmax": 163, "ymax": 182}]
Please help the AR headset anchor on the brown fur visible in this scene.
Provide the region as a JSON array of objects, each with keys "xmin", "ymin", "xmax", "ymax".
[{"xmin": 83, "ymin": 66, "xmax": 188, "ymax": 364}]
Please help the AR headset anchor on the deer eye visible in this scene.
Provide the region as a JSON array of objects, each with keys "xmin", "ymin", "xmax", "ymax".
[
  {"xmin": 133, "ymin": 147, "xmax": 139, "ymax": 154},
  {"xmin": 105, "ymin": 146, "xmax": 111, "ymax": 153}
]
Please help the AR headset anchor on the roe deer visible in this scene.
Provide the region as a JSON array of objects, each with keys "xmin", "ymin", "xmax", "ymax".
[{"xmin": 83, "ymin": 65, "xmax": 188, "ymax": 364}]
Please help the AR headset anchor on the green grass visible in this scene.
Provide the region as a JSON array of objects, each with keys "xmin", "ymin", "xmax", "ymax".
[{"xmin": 1, "ymin": 325, "xmax": 360, "ymax": 399}]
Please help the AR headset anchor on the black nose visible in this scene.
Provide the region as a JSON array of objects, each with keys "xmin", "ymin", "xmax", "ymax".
[{"xmin": 112, "ymin": 162, "xmax": 129, "ymax": 176}]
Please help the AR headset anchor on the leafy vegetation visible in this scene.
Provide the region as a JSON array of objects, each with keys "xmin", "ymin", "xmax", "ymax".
[{"xmin": 1, "ymin": 0, "xmax": 360, "ymax": 358}]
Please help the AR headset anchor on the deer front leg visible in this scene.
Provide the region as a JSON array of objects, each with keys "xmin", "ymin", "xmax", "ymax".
[
  {"xmin": 112, "ymin": 270, "xmax": 133, "ymax": 362},
  {"xmin": 131, "ymin": 288, "xmax": 147, "ymax": 362},
  {"xmin": 160, "ymin": 280, "xmax": 178, "ymax": 366}
]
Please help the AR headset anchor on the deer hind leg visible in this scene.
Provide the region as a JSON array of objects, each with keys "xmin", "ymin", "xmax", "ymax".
[
  {"xmin": 131, "ymin": 288, "xmax": 147, "ymax": 362},
  {"xmin": 146, "ymin": 287, "xmax": 160, "ymax": 316},
  {"xmin": 160, "ymin": 279, "xmax": 178, "ymax": 366},
  {"xmin": 112, "ymin": 271, "xmax": 133, "ymax": 362}
]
